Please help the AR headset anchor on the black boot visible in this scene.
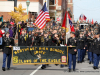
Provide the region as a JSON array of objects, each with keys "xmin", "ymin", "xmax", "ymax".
[
  {"xmin": 60, "ymin": 65, "xmax": 64, "ymax": 68},
  {"xmin": 73, "ymin": 69, "xmax": 75, "ymax": 71},
  {"xmin": 2, "ymin": 67, "xmax": 5, "ymax": 71},
  {"xmin": 46, "ymin": 64, "xmax": 49, "ymax": 66},
  {"xmin": 77, "ymin": 61, "xmax": 80, "ymax": 63},
  {"xmin": 93, "ymin": 66, "xmax": 97, "ymax": 70},
  {"xmin": 96, "ymin": 67, "xmax": 99, "ymax": 69},
  {"xmin": 41, "ymin": 65, "xmax": 46, "ymax": 69},
  {"xmin": 89, "ymin": 62, "xmax": 91, "ymax": 64},
  {"xmin": 55, "ymin": 64, "xmax": 59, "ymax": 66},
  {"xmin": 7, "ymin": 68, "xmax": 10, "ymax": 70},
  {"xmin": 69, "ymin": 69, "xmax": 71, "ymax": 72},
  {"xmin": 82, "ymin": 60, "xmax": 84, "ymax": 62}
]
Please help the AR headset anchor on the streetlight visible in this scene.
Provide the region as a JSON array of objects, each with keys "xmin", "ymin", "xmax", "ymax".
[{"xmin": 26, "ymin": 0, "xmax": 30, "ymax": 15}]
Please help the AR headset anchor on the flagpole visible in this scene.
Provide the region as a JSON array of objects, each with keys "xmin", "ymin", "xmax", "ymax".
[{"xmin": 65, "ymin": 0, "xmax": 67, "ymax": 45}]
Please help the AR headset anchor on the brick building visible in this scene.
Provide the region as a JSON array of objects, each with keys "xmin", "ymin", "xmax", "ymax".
[
  {"xmin": 0, "ymin": 0, "xmax": 47, "ymax": 21},
  {"xmin": 49, "ymin": 0, "xmax": 74, "ymax": 22},
  {"xmin": 0, "ymin": 0, "xmax": 73, "ymax": 22}
]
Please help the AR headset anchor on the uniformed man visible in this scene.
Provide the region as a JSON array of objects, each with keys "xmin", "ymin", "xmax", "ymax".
[
  {"xmin": 60, "ymin": 31, "xmax": 66, "ymax": 68},
  {"xmin": 86, "ymin": 32, "xmax": 92, "ymax": 60},
  {"xmin": 26, "ymin": 31, "xmax": 32, "ymax": 46},
  {"xmin": 93, "ymin": 32, "xmax": 100, "ymax": 69},
  {"xmin": 87, "ymin": 33, "xmax": 94, "ymax": 64},
  {"xmin": 77, "ymin": 32, "xmax": 85, "ymax": 63},
  {"xmin": 41, "ymin": 31, "xmax": 52, "ymax": 69},
  {"xmin": 52, "ymin": 33, "xmax": 60, "ymax": 46},
  {"xmin": 67, "ymin": 32, "xmax": 77, "ymax": 72},
  {"xmin": 19, "ymin": 30, "xmax": 26, "ymax": 46},
  {"xmin": 32, "ymin": 32, "xmax": 40, "ymax": 46},
  {"xmin": 2, "ymin": 32, "xmax": 14, "ymax": 71},
  {"xmin": 75, "ymin": 26, "xmax": 80, "ymax": 38}
]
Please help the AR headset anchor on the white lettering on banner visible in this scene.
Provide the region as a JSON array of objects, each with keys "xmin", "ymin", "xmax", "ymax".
[{"xmin": 13, "ymin": 46, "xmax": 20, "ymax": 50}]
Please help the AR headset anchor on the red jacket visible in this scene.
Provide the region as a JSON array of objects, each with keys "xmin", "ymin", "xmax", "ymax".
[{"xmin": 0, "ymin": 29, "xmax": 4, "ymax": 38}]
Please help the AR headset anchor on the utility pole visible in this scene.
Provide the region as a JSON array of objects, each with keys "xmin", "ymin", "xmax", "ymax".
[
  {"xmin": 61, "ymin": 0, "xmax": 68, "ymax": 45},
  {"xmin": 61, "ymin": 0, "xmax": 67, "ymax": 23},
  {"xmin": 14, "ymin": 0, "xmax": 17, "ymax": 12}
]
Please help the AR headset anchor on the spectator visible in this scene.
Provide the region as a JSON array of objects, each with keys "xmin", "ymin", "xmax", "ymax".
[{"xmin": 0, "ymin": 25, "xmax": 4, "ymax": 45}]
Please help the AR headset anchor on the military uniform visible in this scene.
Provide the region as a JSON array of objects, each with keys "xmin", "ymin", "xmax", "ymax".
[
  {"xmin": 32, "ymin": 36, "xmax": 40, "ymax": 46},
  {"xmin": 77, "ymin": 35, "xmax": 85, "ymax": 63},
  {"xmin": 19, "ymin": 35, "xmax": 26, "ymax": 46},
  {"xmin": 86, "ymin": 35, "xmax": 91, "ymax": 60},
  {"xmin": 41, "ymin": 32, "xmax": 52, "ymax": 69},
  {"xmin": 93, "ymin": 36, "xmax": 100, "ymax": 69},
  {"xmin": 26, "ymin": 33, "xmax": 32, "ymax": 46},
  {"xmin": 67, "ymin": 34, "xmax": 77, "ymax": 72},
  {"xmin": 87, "ymin": 36, "xmax": 94, "ymax": 64},
  {"xmin": 51, "ymin": 34, "xmax": 60, "ymax": 46},
  {"xmin": 2, "ymin": 33, "xmax": 14, "ymax": 71}
]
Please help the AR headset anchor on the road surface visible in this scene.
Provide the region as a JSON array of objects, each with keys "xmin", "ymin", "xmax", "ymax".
[{"xmin": 0, "ymin": 53, "xmax": 100, "ymax": 75}]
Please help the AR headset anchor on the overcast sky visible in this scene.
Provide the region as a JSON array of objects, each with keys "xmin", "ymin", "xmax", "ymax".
[{"xmin": 73, "ymin": 0, "xmax": 100, "ymax": 23}]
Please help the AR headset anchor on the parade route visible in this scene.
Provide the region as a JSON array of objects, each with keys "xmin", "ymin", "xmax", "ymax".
[{"xmin": 0, "ymin": 53, "xmax": 100, "ymax": 75}]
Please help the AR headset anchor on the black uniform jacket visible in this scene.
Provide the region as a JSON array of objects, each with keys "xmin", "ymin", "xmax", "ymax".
[
  {"xmin": 40, "ymin": 36, "xmax": 52, "ymax": 46},
  {"xmin": 26, "ymin": 34, "xmax": 32, "ymax": 46},
  {"xmin": 77, "ymin": 37, "xmax": 85, "ymax": 49},
  {"xmin": 93, "ymin": 38, "xmax": 100, "ymax": 54},
  {"xmin": 67, "ymin": 37, "xmax": 77, "ymax": 54},
  {"xmin": 32, "ymin": 36, "xmax": 40, "ymax": 46},
  {"xmin": 87, "ymin": 37, "xmax": 94, "ymax": 52},
  {"xmin": 19, "ymin": 35, "xmax": 26, "ymax": 46},
  {"xmin": 2, "ymin": 37, "xmax": 14, "ymax": 54}
]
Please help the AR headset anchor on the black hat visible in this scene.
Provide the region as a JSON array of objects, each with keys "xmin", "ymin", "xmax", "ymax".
[
  {"xmin": 6, "ymin": 31, "xmax": 10, "ymax": 34},
  {"xmin": 44, "ymin": 31, "xmax": 48, "ymax": 34},
  {"xmin": 35, "ymin": 32, "xmax": 38, "ymax": 34},
  {"xmin": 62, "ymin": 30, "xmax": 65, "ymax": 33},
  {"xmin": 55, "ymin": 33, "xmax": 59, "ymax": 35},
  {"xmin": 70, "ymin": 32, "xmax": 75, "ymax": 34},
  {"xmin": 95, "ymin": 32, "xmax": 99, "ymax": 35},
  {"xmin": 80, "ymin": 29, "xmax": 84, "ymax": 32},
  {"xmin": 94, "ymin": 26, "xmax": 98, "ymax": 29}
]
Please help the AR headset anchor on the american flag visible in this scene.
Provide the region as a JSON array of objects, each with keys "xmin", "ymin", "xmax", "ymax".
[{"xmin": 35, "ymin": 2, "xmax": 50, "ymax": 29}]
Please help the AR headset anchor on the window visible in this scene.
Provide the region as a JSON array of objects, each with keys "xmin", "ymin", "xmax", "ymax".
[
  {"xmin": 68, "ymin": 0, "xmax": 70, "ymax": 3},
  {"xmin": 49, "ymin": 0, "xmax": 55, "ymax": 5},
  {"xmin": 8, "ymin": 0, "xmax": 14, "ymax": 1}
]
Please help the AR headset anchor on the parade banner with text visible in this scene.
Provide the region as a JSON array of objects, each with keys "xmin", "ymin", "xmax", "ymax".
[{"xmin": 12, "ymin": 46, "xmax": 68, "ymax": 65}]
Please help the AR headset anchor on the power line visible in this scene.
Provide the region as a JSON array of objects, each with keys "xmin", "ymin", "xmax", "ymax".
[{"xmin": 74, "ymin": 4, "xmax": 100, "ymax": 11}]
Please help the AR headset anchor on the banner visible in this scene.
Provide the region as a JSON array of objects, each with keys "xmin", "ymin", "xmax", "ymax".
[{"xmin": 12, "ymin": 46, "xmax": 68, "ymax": 65}]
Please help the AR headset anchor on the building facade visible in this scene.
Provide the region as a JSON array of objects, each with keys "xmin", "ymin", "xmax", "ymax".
[
  {"xmin": 0, "ymin": 0, "xmax": 45, "ymax": 21},
  {"xmin": 49, "ymin": 0, "xmax": 74, "ymax": 22},
  {"xmin": 0, "ymin": 0, "xmax": 73, "ymax": 22}
]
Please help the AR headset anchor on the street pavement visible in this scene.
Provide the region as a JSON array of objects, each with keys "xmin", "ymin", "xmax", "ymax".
[{"xmin": 0, "ymin": 53, "xmax": 100, "ymax": 75}]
